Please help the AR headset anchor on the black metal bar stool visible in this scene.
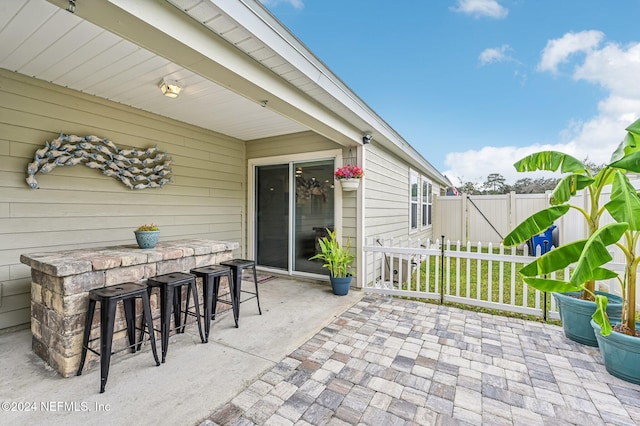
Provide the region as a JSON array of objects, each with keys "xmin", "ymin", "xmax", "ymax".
[
  {"xmin": 140, "ymin": 272, "xmax": 205, "ymax": 363},
  {"xmin": 76, "ymin": 282, "xmax": 160, "ymax": 393},
  {"xmin": 219, "ymin": 259, "xmax": 262, "ymax": 325},
  {"xmin": 190, "ymin": 265, "xmax": 237, "ymax": 336}
]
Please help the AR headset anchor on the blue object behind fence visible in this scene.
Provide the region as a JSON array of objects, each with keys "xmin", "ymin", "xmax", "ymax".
[{"xmin": 530, "ymin": 225, "xmax": 556, "ymax": 256}]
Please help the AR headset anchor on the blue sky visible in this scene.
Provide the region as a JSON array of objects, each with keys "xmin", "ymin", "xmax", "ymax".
[{"xmin": 260, "ymin": 0, "xmax": 640, "ymax": 185}]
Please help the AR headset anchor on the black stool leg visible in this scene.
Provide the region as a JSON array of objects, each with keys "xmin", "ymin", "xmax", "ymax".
[
  {"xmin": 251, "ymin": 264, "xmax": 262, "ymax": 315},
  {"xmin": 99, "ymin": 299, "xmax": 117, "ymax": 393},
  {"xmin": 140, "ymin": 291, "xmax": 160, "ymax": 367},
  {"xmin": 161, "ymin": 285, "xmax": 172, "ymax": 363},
  {"xmin": 77, "ymin": 298, "xmax": 96, "ymax": 376},
  {"xmin": 225, "ymin": 272, "xmax": 239, "ymax": 328},
  {"xmin": 212, "ymin": 276, "xmax": 220, "ymax": 320},
  {"xmin": 173, "ymin": 287, "xmax": 183, "ymax": 334},
  {"xmin": 230, "ymin": 267, "xmax": 242, "ymax": 325},
  {"xmin": 123, "ymin": 298, "xmax": 136, "ymax": 353},
  {"xmin": 183, "ymin": 283, "xmax": 192, "ymax": 334},
  {"xmin": 138, "ymin": 287, "xmax": 153, "ymax": 351},
  {"xmin": 203, "ymin": 276, "xmax": 213, "ymax": 341},
  {"xmin": 189, "ymin": 280, "xmax": 206, "ymax": 344}
]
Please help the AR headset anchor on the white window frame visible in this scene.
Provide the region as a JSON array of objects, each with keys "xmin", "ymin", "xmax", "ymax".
[
  {"xmin": 421, "ymin": 177, "xmax": 433, "ymax": 229},
  {"xmin": 409, "ymin": 170, "xmax": 419, "ymax": 232}
]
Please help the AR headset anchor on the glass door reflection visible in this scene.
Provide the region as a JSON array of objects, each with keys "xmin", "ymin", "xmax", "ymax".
[{"xmin": 293, "ymin": 160, "xmax": 334, "ymax": 275}]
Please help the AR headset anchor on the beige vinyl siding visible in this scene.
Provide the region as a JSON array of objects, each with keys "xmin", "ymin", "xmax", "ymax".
[
  {"xmin": 246, "ymin": 131, "xmax": 339, "ymax": 159},
  {"xmin": 364, "ymin": 143, "xmax": 441, "ymax": 242},
  {"xmin": 363, "ymin": 143, "xmax": 442, "ymax": 287},
  {"xmin": 0, "ymin": 70, "xmax": 245, "ymax": 331},
  {"xmin": 365, "ymin": 144, "xmax": 415, "ymax": 239}
]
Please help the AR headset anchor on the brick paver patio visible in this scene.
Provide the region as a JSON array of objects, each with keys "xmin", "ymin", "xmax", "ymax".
[{"xmin": 200, "ymin": 295, "xmax": 640, "ymax": 426}]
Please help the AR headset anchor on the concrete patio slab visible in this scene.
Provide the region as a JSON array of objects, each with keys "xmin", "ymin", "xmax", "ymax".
[{"xmin": 0, "ymin": 277, "xmax": 363, "ymax": 425}]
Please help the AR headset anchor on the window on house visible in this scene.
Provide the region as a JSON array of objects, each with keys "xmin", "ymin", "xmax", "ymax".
[
  {"xmin": 410, "ymin": 172, "xmax": 418, "ymax": 230},
  {"xmin": 422, "ymin": 178, "xmax": 432, "ymax": 227}
]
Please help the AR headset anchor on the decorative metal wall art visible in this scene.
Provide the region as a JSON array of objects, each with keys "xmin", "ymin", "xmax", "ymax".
[{"xmin": 26, "ymin": 134, "xmax": 173, "ymax": 190}]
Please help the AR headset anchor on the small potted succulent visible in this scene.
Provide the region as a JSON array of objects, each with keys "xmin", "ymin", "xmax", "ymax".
[
  {"xmin": 334, "ymin": 165, "xmax": 363, "ymax": 191},
  {"xmin": 134, "ymin": 223, "xmax": 160, "ymax": 249}
]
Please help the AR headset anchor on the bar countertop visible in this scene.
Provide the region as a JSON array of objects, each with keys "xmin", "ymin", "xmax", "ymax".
[{"xmin": 20, "ymin": 239, "xmax": 239, "ymax": 277}]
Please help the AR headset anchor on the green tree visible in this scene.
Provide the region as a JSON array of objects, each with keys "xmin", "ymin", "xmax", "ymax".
[
  {"xmin": 483, "ymin": 173, "xmax": 506, "ymax": 194},
  {"xmin": 458, "ymin": 181, "xmax": 481, "ymax": 195}
]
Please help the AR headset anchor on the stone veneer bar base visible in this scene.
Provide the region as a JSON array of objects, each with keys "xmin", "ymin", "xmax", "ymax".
[{"xmin": 20, "ymin": 239, "xmax": 238, "ymax": 377}]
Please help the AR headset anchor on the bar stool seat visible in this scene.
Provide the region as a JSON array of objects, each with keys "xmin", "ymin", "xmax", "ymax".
[
  {"xmin": 190, "ymin": 265, "xmax": 236, "ymax": 336},
  {"xmin": 219, "ymin": 259, "xmax": 262, "ymax": 326},
  {"xmin": 76, "ymin": 282, "xmax": 160, "ymax": 393},
  {"xmin": 140, "ymin": 272, "xmax": 205, "ymax": 363}
]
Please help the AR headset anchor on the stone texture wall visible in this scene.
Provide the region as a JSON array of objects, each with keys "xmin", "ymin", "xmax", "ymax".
[{"xmin": 21, "ymin": 239, "xmax": 238, "ymax": 377}]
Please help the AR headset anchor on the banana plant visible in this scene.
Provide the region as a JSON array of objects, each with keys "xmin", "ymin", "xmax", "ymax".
[
  {"xmin": 593, "ymin": 171, "xmax": 640, "ymax": 336},
  {"xmin": 516, "ymin": 222, "xmax": 627, "ymax": 288},
  {"xmin": 512, "ymin": 222, "xmax": 627, "ymax": 332},
  {"xmin": 504, "ymin": 117, "xmax": 640, "ymax": 300},
  {"xmin": 309, "ymin": 228, "xmax": 354, "ymax": 278}
]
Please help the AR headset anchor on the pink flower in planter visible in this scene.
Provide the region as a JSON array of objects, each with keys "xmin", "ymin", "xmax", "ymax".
[{"xmin": 334, "ymin": 165, "xmax": 364, "ymax": 180}]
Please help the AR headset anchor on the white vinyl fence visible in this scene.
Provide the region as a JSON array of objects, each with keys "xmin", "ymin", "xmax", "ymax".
[
  {"xmin": 434, "ymin": 182, "xmax": 640, "ymax": 266},
  {"xmin": 434, "ymin": 191, "xmax": 587, "ymax": 249},
  {"xmin": 363, "ymin": 237, "xmax": 625, "ymax": 320}
]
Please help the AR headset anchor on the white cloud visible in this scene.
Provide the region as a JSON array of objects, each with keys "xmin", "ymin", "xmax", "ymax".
[
  {"xmin": 450, "ymin": 0, "xmax": 508, "ymax": 19},
  {"xmin": 537, "ymin": 30, "xmax": 604, "ymax": 74},
  {"xmin": 443, "ymin": 145, "xmax": 566, "ymax": 187},
  {"xmin": 479, "ymin": 45, "xmax": 514, "ymax": 65},
  {"xmin": 445, "ymin": 34, "xmax": 640, "ymax": 187},
  {"xmin": 574, "ymin": 42, "xmax": 640, "ymax": 97},
  {"xmin": 260, "ymin": 0, "xmax": 304, "ymax": 10}
]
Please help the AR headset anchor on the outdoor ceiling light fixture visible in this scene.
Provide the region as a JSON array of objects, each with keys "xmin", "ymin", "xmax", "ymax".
[{"xmin": 159, "ymin": 77, "xmax": 182, "ymax": 98}]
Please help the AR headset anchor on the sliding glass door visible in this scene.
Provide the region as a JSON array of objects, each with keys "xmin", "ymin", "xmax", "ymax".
[
  {"xmin": 256, "ymin": 164, "xmax": 289, "ymax": 269},
  {"xmin": 255, "ymin": 160, "xmax": 335, "ymax": 275},
  {"xmin": 293, "ymin": 160, "xmax": 335, "ymax": 274}
]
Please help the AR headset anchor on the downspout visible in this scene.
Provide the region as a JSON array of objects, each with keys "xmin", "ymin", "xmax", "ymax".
[{"xmin": 356, "ymin": 144, "xmax": 365, "ymax": 288}]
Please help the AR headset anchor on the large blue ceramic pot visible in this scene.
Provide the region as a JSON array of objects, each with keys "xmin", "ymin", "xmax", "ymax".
[
  {"xmin": 329, "ymin": 275, "xmax": 352, "ymax": 296},
  {"xmin": 591, "ymin": 318, "xmax": 640, "ymax": 385},
  {"xmin": 553, "ymin": 291, "xmax": 623, "ymax": 347}
]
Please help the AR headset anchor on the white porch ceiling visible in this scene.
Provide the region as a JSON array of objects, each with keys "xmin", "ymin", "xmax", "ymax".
[
  {"xmin": 0, "ymin": 0, "xmax": 308, "ymax": 141},
  {"xmin": 0, "ymin": 0, "xmax": 449, "ymax": 184}
]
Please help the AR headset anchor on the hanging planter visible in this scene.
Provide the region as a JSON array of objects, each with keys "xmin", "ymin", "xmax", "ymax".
[
  {"xmin": 339, "ymin": 178, "xmax": 360, "ymax": 191},
  {"xmin": 335, "ymin": 165, "xmax": 363, "ymax": 192}
]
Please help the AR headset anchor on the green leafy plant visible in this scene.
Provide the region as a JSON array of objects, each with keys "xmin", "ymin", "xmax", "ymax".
[
  {"xmin": 309, "ymin": 228, "xmax": 354, "ymax": 277},
  {"xmin": 504, "ymin": 118, "xmax": 640, "ymax": 336},
  {"xmin": 504, "ymin": 154, "xmax": 610, "ymax": 301},
  {"xmin": 136, "ymin": 223, "xmax": 159, "ymax": 232}
]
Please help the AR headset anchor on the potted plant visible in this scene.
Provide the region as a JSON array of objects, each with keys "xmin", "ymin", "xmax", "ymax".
[
  {"xmin": 504, "ymin": 119, "xmax": 640, "ymax": 345},
  {"xmin": 134, "ymin": 223, "xmax": 160, "ymax": 249},
  {"xmin": 309, "ymin": 228, "xmax": 354, "ymax": 295},
  {"xmin": 334, "ymin": 164, "xmax": 363, "ymax": 191},
  {"xmin": 590, "ymin": 169, "xmax": 640, "ymax": 384}
]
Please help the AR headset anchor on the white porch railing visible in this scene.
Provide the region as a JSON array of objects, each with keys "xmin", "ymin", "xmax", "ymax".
[{"xmin": 363, "ymin": 238, "xmax": 625, "ymax": 320}]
